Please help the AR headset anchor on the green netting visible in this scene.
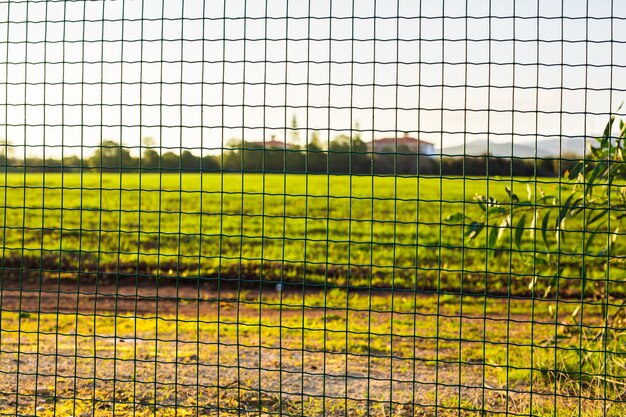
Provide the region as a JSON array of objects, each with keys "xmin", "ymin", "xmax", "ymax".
[{"xmin": 1, "ymin": 0, "xmax": 626, "ymax": 416}]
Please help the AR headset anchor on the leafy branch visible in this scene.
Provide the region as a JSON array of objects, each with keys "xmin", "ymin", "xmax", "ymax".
[
  {"xmin": 449, "ymin": 109, "xmax": 626, "ymax": 315},
  {"xmin": 447, "ymin": 109, "xmax": 626, "ymax": 393}
]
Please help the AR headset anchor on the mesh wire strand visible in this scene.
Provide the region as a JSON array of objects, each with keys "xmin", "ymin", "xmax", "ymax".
[{"xmin": 0, "ymin": 0, "xmax": 626, "ymax": 416}]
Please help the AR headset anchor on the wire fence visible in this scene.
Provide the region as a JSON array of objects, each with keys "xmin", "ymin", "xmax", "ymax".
[{"xmin": 1, "ymin": 0, "xmax": 626, "ymax": 415}]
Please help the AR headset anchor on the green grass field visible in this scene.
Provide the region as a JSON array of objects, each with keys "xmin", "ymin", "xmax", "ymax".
[
  {"xmin": 1, "ymin": 172, "xmax": 625, "ymax": 415},
  {"xmin": 0, "ymin": 172, "xmax": 622, "ymax": 295}
]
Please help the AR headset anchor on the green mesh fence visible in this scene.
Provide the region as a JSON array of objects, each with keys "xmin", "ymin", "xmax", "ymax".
[{"xmin": 1, "ymin": 1, "xmax": 626, "ymax": 416}]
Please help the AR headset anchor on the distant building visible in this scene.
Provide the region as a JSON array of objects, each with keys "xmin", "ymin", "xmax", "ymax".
[
  {"xmin": 247, "ymin": 135, "xmax": 298, "ymax": 150},
  {"xmin": 367, "ymin": 133, "xmax": 435, "ymax": 155}
]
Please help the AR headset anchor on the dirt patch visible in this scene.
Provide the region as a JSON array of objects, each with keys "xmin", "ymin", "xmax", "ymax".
[{"xmin": 0, "ymin": 277, "xmax": 617, "ymax": 416}]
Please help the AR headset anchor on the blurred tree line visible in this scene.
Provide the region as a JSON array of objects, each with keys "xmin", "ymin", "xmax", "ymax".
[{"xmin": 0, "ymin": 136, "xmax": 579, "ymax": 177}]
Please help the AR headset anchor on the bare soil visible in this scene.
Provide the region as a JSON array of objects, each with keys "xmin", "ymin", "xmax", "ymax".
[{"xmin": 0, "ymin": 277, "xmax": 613, "ymax": 416}]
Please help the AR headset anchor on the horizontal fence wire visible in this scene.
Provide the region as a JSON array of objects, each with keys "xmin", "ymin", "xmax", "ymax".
[{"xmin": 1, "ymin": 0, "xmax": 626, "ymax": 416}]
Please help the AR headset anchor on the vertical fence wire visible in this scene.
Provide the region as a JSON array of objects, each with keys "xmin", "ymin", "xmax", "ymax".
[{"xmin": 0, "ymin": 1, "xmax": 625, "ymax": 416}]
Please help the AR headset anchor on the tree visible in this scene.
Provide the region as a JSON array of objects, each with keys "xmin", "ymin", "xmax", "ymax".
[
  {"xmin": 142, "ymin": 136, "xmax": 156, "ymax": 147},
  {"xmin": 88, "ymin": 140, "xmax": 136, "ymax": 171},
  {"xmin": 449, "ymin": 111, "xmax": 626, "ymax": 393},
  {"xmin": 350, "ymin": 122, "xmax": 370, "ymax": 174},
  {"xmin": 222, "ymin": 139, "xmax": 243, "ymax": 171},
  {"xmin": 142, "ymin": 149, "xmax": 160, "ymax": 170},
  {"xmin": 202, "ymin": 155, "xmax": 220, "ymax": 171},
  {"xmin": 307, "ymin": 130, "xmax": 322, "ymax": 151},
  {"xmin": 290, "ymin": 114, "xmax": 300, "ymax": 146},
  {"xmin": 181, "ymin": 150, "xmax": 201, "ymax": 171},
  {"xmin": 328, "ymin": 134, "xmax": 351, "ymax": 173},
  {"xmin": 306, "ymin": 130, "xmax": 326, "ymax": 173},
  {"xmin": 62, "ymin": 155, "xmax": 85, "ymax": 171},
  {"xmin": 353, "ymin": 121, "xmax": 362, "ymax": 143},
  {"xmin": 0, "ymin": 139, "xmax": 12, "ymax": 170},
  {"xmin": 160, "ymin": 152, "xmax": 180, "ymax": 171},
  {"xmin": 140, "ymin": 137, "xmax": 160, "ymax": 170}
]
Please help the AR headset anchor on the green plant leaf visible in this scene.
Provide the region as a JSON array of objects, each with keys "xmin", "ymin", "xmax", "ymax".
[
  {"xmin": 608, "ymin": 227, "xmax": 620, "ymax": 256},
  {"xmin": 601, "ymin": 115, "xmax": 616, "ymax": 147},
  {"xmin": 515, "ymin": 214, "xmax": 526, "ymax": 250},
  {"xmin": 505, "ymin": 186, "xmax": 519, "ymax": 203},
  {"xmin": 587, "ymin": 161, "xmax": 607, "ymax": 191},
  {"xmin": 529, "ymin": 211, "xmax": 538, "ymax": 239},
  {"xmin": 466, "ymin": 221, "xmax": 484, "ymax": 239},
  {"xmin": 486, "ymin": 206, "xmax": 507, "ymax": 216},
  {"xmin": 584, "ymin": 224, "xmax": 605, "ymax": 254},
  {"xmin": 445, "ymin": 213, "xmax": 466, "ymax": 223},
  {"xmin": 587, "ymin": 207, "xmax": 609, "ymax": 226},
  {"xmin": 557, "ymin": 193, "xmax": 576, "ymax": 229},
  {"xmin": 487, "ymin": 224, "xmax": 499, "ymax": 254},
  {"xmin": 568, "ymin": 162, "xmax": 584, "ymax": 180},
  {"xmin": 475, "ymin": 195, "xmax": 486, "ymax": 211},
  {"xmin": 541, "ymin": 210, "xmax": 552, "ymax": 249},
  {"xmin": 567, "ymin": 198, "xmax": 584, "ymax": 217}
]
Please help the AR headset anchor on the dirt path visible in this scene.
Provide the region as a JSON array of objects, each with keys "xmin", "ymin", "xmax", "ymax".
[
  {"xmin": 0, "ymin": 277, "xmax": 609, "ymax": 416},
  {"xmin": 1, "ymin": 276, "xmax": 230, "ymax": 317}
]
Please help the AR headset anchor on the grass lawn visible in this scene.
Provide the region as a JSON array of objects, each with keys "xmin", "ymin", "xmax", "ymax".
[{"xmin": 1, "ymin": 172, "xmax": 619, "ymax": 295}]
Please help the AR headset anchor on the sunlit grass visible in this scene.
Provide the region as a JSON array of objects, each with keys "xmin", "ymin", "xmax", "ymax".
[
  {"xmin": 1, "ymin": 290, "xmax": 623, "ymax": 416},
  {"xmin": 1, "ymin": 172, "xmax": 616, "ymax": 295}
]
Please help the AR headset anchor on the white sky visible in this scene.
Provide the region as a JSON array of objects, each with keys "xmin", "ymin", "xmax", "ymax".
[{"xmin": 1, "ymin": 0, "xmax": 626, "ymax": 157}]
